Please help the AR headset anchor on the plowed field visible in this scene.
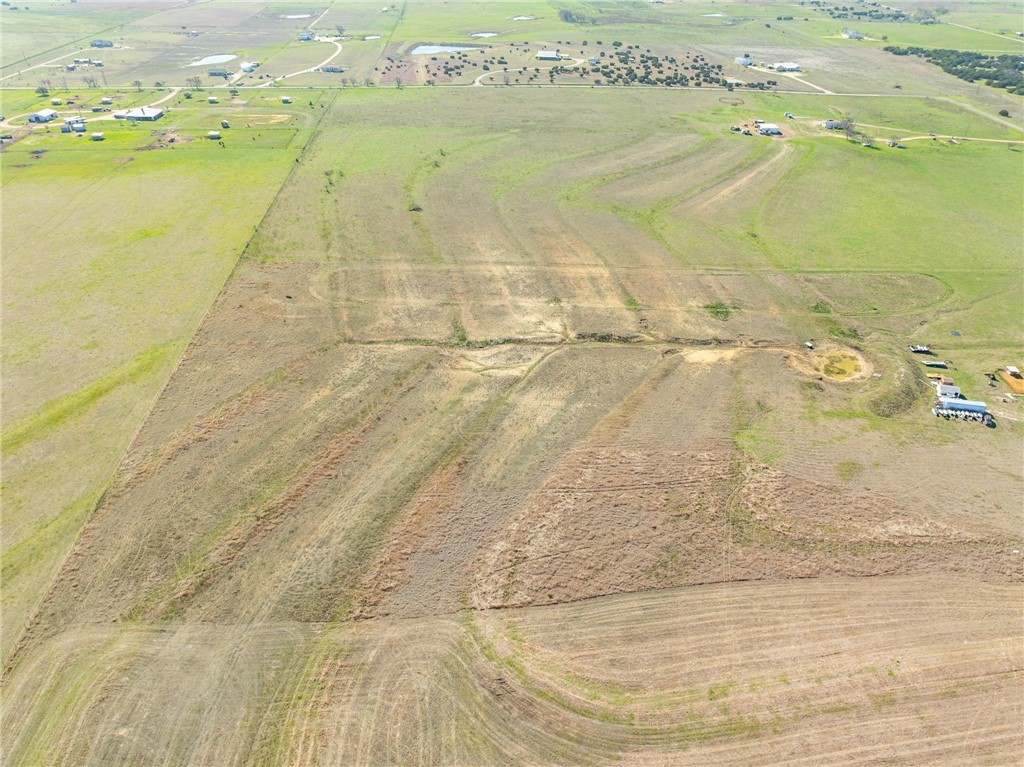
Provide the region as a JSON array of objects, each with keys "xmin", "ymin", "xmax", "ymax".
[{"xmin": 3, "ymin": 85, "xmax": 1021, "ymax": 766}]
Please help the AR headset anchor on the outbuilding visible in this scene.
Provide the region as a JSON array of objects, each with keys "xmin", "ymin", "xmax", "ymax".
[
  {"xmin": 29, "ymin": 108, "xmax": 58, "ymax": 123},
  {"xmin": 842, "ymin": 29, "xmax": 864, "ymax": 39},
  {"xmin": 759, "ymin": 123, "xmax": 782, "ymax": 135},
  {"xmin": 938, "ymin": 397, "xmax": 986, "ymax": 414},
  {"xmin": 91, "ymin": 39, "xmax": 114, "ymax": 48},
  {"xmin": 122, "ymin": 107, "xmax": 164, "ymax": 121},
  {"xmin": 772, "ymin": 62, "xmax": 800, "ymax": 71},
  {"xmin": 90, "ymin": 132, "xmax": 105, "ymax": 141},
  {"xmin": 281, "ymin": 96, "xmax": 292, "ymax": 104},
  {"xmin": 298, "ymin": 32, "xmax": 313, "ymax": 41},
  {"xmin": 536, "ymin": 50, "xmax": 562, "ymax": 61},
  {"xmin": 935, "ymin": 383, "xmax": 961, "ymax": 398},
  {"xmin": 735, "ymin": 55, "xmax": 752, "ymax": 66}
]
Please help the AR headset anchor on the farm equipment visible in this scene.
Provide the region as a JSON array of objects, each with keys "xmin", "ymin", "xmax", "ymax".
[{"xmin": 932, "ymin": 407, "xmax": 994, "ymax": 426}]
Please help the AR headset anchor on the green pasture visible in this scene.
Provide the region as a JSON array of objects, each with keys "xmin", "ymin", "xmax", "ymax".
[{"xmin": 0, "ymin": 93, "xmax": 328, "ymax": 662}]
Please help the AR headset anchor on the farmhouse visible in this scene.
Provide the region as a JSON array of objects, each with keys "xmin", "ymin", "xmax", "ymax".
[
  {"xmin": 842, "ymin": 29, "xmax": 865, "ymax": 39},
  {"xmin": 116, "ymin": 107, "xmax": 164, "ymax": 121},
  {"xmin": 91, "ymin": 39, "xmax": 113, "ymax": 48},
  {"xmin": 735, "ymin": 55, "xmax": 752, "ymax": 66},
  {"xmin": 536, "ymin": 50, "xmax": 562, "ymax": 61},
  {"xmin": 28, "ymin": 109, "xmax": 58, "ymax": 123},
  {"xmin": 772, "ymin": 62, "xmax": 800, "ymax": 71},
  {"xmin": 759, "ymin": 123, "xmax": 782, "ymax": 135},
  {"xmin": 65, "ymin": 115, "xmax": 85, "ymax": 125},
  {"xmin": 823, "ymin": 119, "xmax": 845, "ymax": 130},
  {"xmin": 298, "ymin": 32, "xmax": 313, "ymax": 41},
  {"xmin": 208, "ymin": 68, "xmax": 230, "ymax": 77}
]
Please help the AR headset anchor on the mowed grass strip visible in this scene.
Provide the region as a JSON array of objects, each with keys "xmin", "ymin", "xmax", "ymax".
[{"xmin": 2, "ymin": 342, "xmax": 175, "ymax": 456}]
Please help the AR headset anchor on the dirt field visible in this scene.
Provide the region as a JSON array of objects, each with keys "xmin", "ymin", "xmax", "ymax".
[{"xmin": 2, "ymin": 66, "xmax": 1022, "ymax": 767}]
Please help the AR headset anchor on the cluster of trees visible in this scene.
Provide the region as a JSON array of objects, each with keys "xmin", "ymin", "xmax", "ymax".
[
  {"xmin": 805, "ymin": 0, "xmax": 912, "ymax": 22},
  {"xmin": 582, "ymin": 49, "xmax": 727, "ymax": 87},
  {"xmin": 558, "ymin": 9, "xmax": 594, "ymax": 25},
  {"xmin": 885, "ymin": 47, "xmax": 1024, "ymax": 95}
]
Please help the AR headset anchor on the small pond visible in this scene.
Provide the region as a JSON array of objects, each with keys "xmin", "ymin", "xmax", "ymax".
[
  {"xmin": 188, "ymin": 54, "xmax": 237, "ymax": 67},
  {"xmin": 410, "ymin": 44, "xmax": 478, "ymax": 54}
]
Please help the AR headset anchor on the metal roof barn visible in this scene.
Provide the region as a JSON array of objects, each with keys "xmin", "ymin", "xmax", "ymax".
[{"xmin": 938, "ymin": 398, "xmax": 986, "ymax": 413}]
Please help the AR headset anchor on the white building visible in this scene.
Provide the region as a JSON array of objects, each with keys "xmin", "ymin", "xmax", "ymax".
[
  {"xmin": 116, "ymin": 107, "xmax": 164, "ymax": 121},
  {"xmin": 772, "ymin": 62, "xmax": 800, "ymax": 71},
  {"xmin": 735, "ymin": 55, "xmax": 752, "ymax": 66},
  {"xmin": 536, "ymin": 50, "xmax": 562, "ymax": 61},
  {"xmin": 29, "ymin": 108, "xmax": 58, "ymax": 123},
  {"xmin": 842, "ymin": 29, "xmax": 864, "ymax": 39},
  {"xmin": 759, "ymin": 123, "xmax": 782, "ymax": 135}
]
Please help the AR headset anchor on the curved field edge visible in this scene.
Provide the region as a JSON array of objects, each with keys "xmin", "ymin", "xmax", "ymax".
[{"xmin": 2, "ymin": 576, "xmax": 1020, "ymax": 766}]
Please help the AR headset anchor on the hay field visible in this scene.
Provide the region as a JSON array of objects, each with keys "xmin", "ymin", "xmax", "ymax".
[
  {"xmin": 1, "ymin": 92, "xmax": 326, "ymax": 661},
  {"xmin": 3, "ymin": 77, "xmax": 1022, "ymax": 766}
]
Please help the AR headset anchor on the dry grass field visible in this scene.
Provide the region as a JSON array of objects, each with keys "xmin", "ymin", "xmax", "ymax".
[
  {"xmin": 4, "ymin": 82, "xmax": 1022, "ymax": 765},
  {"xmin": 2, "ymin": 2, "xmax": 1023, "ymax": 765}
]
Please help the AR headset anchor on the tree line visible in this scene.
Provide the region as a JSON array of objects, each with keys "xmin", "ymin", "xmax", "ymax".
[{"xmin": 885, "ymin": 46, "xmax": 1024, "ymax": 95}]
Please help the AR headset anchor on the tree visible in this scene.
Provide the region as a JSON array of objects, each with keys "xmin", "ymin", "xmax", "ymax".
[
  {"xmin": 83, "ymin": 75, "xmax": 97, "ymax": 88},
  {"xmin": 999, "ymin": 109, "xmax": 1010, "ymax": 117},
  {"xmin": 132, "ymin": 79, "xmax": 142, "ymax": 91},
  {"xmin": 35, "ymin": 84, "xmax": 49, "ymax": 96},
  {"xmin": 335, "ymin": 24, "xmax": 345, "ymax": 37},
  {"xmin": 186, "ymin": 76, "xmax": 202, "ymax": 90},
  {"xmin": 842, "ymin": 115, "xmax": 857, "ymax": 141}
]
